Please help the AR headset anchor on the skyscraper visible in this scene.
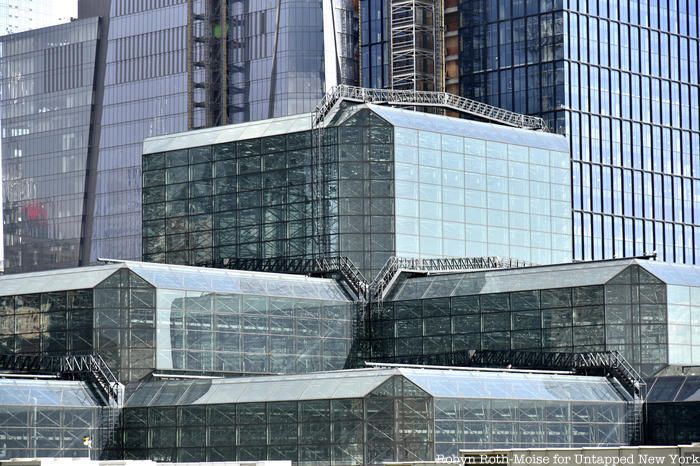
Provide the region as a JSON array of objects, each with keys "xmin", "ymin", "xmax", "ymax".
[
  {"xmin": 459, "ymin": 0, "xmax": 700, "ymax": 264},
  {"xmin": 0, "ymin": 0, "xmax": 76, "ymax": 36},
  {"xmin": 0, "ymin": 0, "xmax": 78, "ymax": 272},
  {"xmin": 1, "ymin": 0, "xmax": 359, "ymax": 273},
  {"xmin": 228, "ymin": 0, "xmax": 358, "ymax": 124},
  {"xmin": 360, "ymin": 0, "xmax": 444, "ymax": 91},
  {"xmin": 0, "ymin": 17, "xmax": 102, "ymax": 272}
]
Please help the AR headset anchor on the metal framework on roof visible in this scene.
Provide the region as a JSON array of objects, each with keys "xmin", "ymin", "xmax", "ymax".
[
  {"xmin": 206, "ymin": 256, "xmax": 532, "ymax": 303},
  {"xmin": 312, "ymin": 85, "xmax": 550, "ymax": 131}
]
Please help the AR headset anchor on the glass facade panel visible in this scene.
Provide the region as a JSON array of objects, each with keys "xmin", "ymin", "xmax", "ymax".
[
  {"xmin": 144, "ymin": 104, "xmax": 570, "ymax": 278},
  {"xmin": 372, "ymin": 262, "xmax": 673, "ymax": 377},
  {"xmin": 121, "ymin": 369, "xmax": 630, "ymax": 463},
  {"xmin": 458, "ymin": 0, "xmax": 700, "ymax": 265},
  {"xmin": 0, "ymin": 379, "xmax": 101, "ymax": 458},
  {"xmin": 0, "ymin": 18, "xmax": 100, "ymax": 272},
  {"xmin": 144, "ymin": 108, "xmax": 395, "ymax": 279}
]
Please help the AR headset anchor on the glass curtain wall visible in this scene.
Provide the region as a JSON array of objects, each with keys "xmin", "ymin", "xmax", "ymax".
[
  {"xmin": 154, "ymin": 289, "xmax": 356, "ymax": 375},
  {"xmin": 0, "ymin": 19, "xmax": 100, "ymax": 272},
  {"xmin": 368, "ymin": 263, "xmax": 670, "ymax": 377},
  {"xmin": 645, "ymin": 375, "xmax": 700, "ymax": 445},
  {"xmin": 142, "ymin": 107, "xmax": 396, "ymax": 279},
  {"xmin": 121, "ymin": 373, "xmax": 431, "ymax": 465},
  {"xmin": 228, "ymin": 0, "xmax": 326, "ymax": 123},
  {"xmin": 91, "ymin": 0, "xmax": 190, "ymax": 263},
  {"xmin": 459, "ymin": 0, "xmax": 700, "ymax": 264},
  {"xmin": 121, "ymin": 368, "xmax": 631, "ymax": 464},
  {"xmin": 0, "ymin": 379, "xmax": 101, "ymax": 459},
  {"xmin": 0, "ymin": 289, "xmax": 94, "ymax": 358}
]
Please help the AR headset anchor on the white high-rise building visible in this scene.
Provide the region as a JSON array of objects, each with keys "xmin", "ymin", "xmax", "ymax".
[{"xmin": 0, "ymin": 0, "xmax": 76, "ymax": 36}]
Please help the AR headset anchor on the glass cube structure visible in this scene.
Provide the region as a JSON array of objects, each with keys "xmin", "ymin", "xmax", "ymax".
[
  {"xmin": 0, "ymin": 261, "xmax": 356, "ymax": 383},
  {"xmin": 367, "ymin": 258, "xmax": 700, "ymax": 377},
  {"xmin": 120, "ymin": 367, "xmax": 632, "ymax": 464},
  {"xmin": 142, "ymin": 103, "xmax": 571, "ymax": 279}
]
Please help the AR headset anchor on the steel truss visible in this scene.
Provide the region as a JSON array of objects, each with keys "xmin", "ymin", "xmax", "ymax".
[
  {"xmin": 0, "ymin": 353, "xmax": 124, "ymax": 407},
  {"xmin": 208, "ymin": 255, "xmax": 530, "ymax": 304},
  {"xmin": 312, "ymin": 85, "xmax": 549, "ymax": 131}
]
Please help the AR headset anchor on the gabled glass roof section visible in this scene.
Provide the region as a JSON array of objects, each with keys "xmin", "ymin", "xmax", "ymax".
[
  {"xmin": 647, "ymin": 376, "xmax": 700, "ymax": 402},
  {"xmin": 0, "ymin": 380, "xmax": 100, "ymax": 406},
  {"xmin": 638, "ymin": 261, "xmax": 700, "ymax": 286},
  {"xmin": 0, "ymin": 263, "xmax": 123, "ymax": 295},
  {"xmin": 143, "ymin": 113, "xmax": 312, "ymax": 154},
  {"xmin": 364, "ymin": 104, "xmax": 569, "ymax": 152},
  {"xmin": 0, "ymin": 261, "xmax": 350, "ymax": 301},
  {"xmin": 387, "ymin": 259, "xmax": 638, "ymax": 301},
  {"xmin": 144, "ymin": 100, "xmax": 568, "ymax": 156},
  {"xmin": 385, "ymin": 258, "xmax": 700, "ymax": 301},
  {"xmin": 126, "ymin": 369, "xmax": 398, "ymax": 406},
  {"xmin": 121, "ymin": 261, "xmax": 350, "ymax": 301},
  {"xmin": 399, "ymin": 368, "xmax": 627, "ymax": 402},
  {"xmin": 125, "ymin": 367, "xmax": 628, "ymax": 406}
]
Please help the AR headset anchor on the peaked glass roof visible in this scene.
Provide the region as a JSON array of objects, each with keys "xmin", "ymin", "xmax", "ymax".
[
  {"xmin": 0, "ymin": 380, "xmax": 99, "ymax": 406},
  {"xmin": 126, "ymin": 369, "xmax": 398, "ymax": 406},
  {"xmin": 125, "ymin": 367, "xmax": 627, "ymax": 406},
  {"xmin": 400, "ymin": 368, "xmax": 626, "ymax": 402},
  {"xmin": 143, "ymin": 101, "xmax": 568, "ymax": 156},
  {"xmin": 387, "ymin": 260, "xmax": 636, "ymax": 301},
  {"xmin": 0, "ymin": 261, "xmax": 350, "ymax": 302},
  {"xmin": 638, "ymin": 261, "xmax": 700, "ymax": 287},
  {"xmin": 386, "ymin": 258, "xmax": 700, "ymax": 301},
  {"xmin": 647, "ymin": 376, "xmax": 700, "ymax": 402},
  {"xmin": 365, "ymin": 104, "xmax": 569, "ymax": 152},
  {"xmin": 0, "ymin": 264, "xmax": 123, "ymax": 295},
  {"xmin": 143, "ymin": 113, "xmax": 311, "ymax": 154},
  {"xmin": 121, "ymin": 261, "xmax": 350, "ymax": 301}
]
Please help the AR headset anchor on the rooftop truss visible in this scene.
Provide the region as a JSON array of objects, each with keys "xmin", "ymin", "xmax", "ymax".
[
  {"xmin": 312, "ymin": 85, "xmax": 549, "ymax": 131},
  {"xmin": 208, "ymin": 256, "xmax": 531, "ymax": 304}
]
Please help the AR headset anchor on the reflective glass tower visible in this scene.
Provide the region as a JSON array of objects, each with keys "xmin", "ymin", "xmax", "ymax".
[
  {"xmin": 459, "ymin": 0, "xmax": 700, "ymax": 264},
  {"xmin": 87, "ymin": 0, "xmax": 191, "ymax": 263},
  {"xmin": 1, "ymin": 0, "xmax": 359, "ymax": 274},
  {"xmin": 0, "ymin": 18, "xmax": 102, "ymax": 272},
  {"xmin": 228, "ymin": 0, "xmax": 358, "ymax": 124}
]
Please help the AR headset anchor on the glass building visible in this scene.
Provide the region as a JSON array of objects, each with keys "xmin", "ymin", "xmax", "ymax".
[
  {"xmin": 0, "ymin": 261, "xmax": 355, "ymax": 383},
  {"xmin": 0, "ymin": 18, "xmax": 101, "ymax": 272},
  {"xmin": 87, "ymin": 0, "xmax": 191, "ymax": 265},
  {"xmin": 3, "ymin": 258, "xmax": 700, "ymax": 460},
  {"xmin": 119, "ymin": 367, "xmax": 632, "ymax": 464},
  {"xmin": 645, "ymin": 375, "xmax": 700, "ymax": 445},
  {"xmin": 366, "ymin": 258, "xmax": 700, "ymax": 378},
  {"xmin": 0, "ymin": 379, "xmax": 102, "ymax": 459},
  {"xmin": 458, "ymin": 0, "xmax": 700, "ymax": 264},
  {"xmin": 1, "ymin": 0, "xmax": 359, "ymax": 274},
  {"xmin": 142, "ymin": 103, "xmax": 570, "ymax": 279},
  {"xmin": 229, "ymin": 0, "xmax": 358, "ymax": 123}
]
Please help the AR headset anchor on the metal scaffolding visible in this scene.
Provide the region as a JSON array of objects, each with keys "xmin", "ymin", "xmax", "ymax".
[
  {"xmin": 390, "ymin": 0, "xmax": 444, "ymax": 92},
  {"xmin": 312, "ymin": 85, "xmax": 550, "ymax": 131},
  {"xmin": 187, "ymin": 0, "xmax": 227, "ymax": 129}
]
